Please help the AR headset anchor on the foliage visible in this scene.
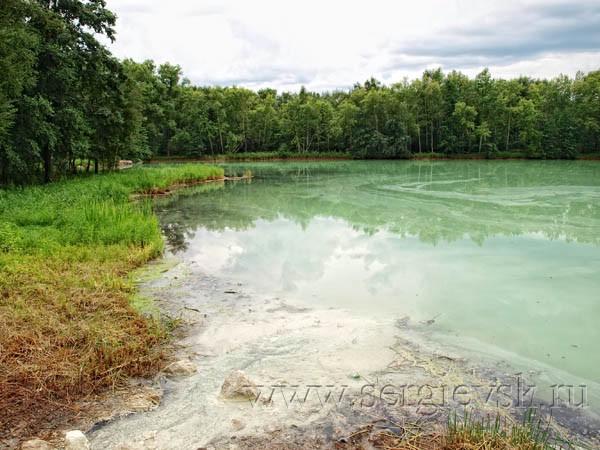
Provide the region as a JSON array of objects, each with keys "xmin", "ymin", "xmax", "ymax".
[{"xmin": 102, "ymin": 65, "xmax": 599, "ymax": 165}]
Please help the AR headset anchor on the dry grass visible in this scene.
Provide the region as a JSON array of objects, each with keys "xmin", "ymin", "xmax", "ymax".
[
  {"xmin": 0, "ymin": 249, "xmax": 165, "ymax": 436},
  {"xmin": 0, "ymin": 165, "xmax": 223, "ymax": 442},
  {"xmin": 354, "ymin": 409, "xmax": 561, "ymax": 450},
  {"xmin": 214, "ymin": 416, "xmax": 558, "ymax": 450}
]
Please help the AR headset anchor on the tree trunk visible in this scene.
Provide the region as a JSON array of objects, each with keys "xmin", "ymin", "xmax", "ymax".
[
  {"xmin": 43, "ymin": 145, "xmax": 52, "ymax": 183},
  {"xmin": 217, "ymin": 116, "xmax": 225, "ymax": 153},
  {"xmin": 243, "ymin": 115, "xmax": 248, "ymax": 153},
  {"xmin": 262, "ymin": 120, "xmax": 268, "ymax": 149},
  {"xmin": 305, "ymin": 125, "xmax": 309, "ymax": 153},
  {"xmin": 94, "ymin": 158, "xmax": 99, "ymax": 174},
  {"xmin": 0, "ymin": 157, "xmax": 6, "ymax": 183},
  {"xmin": 430, "ymin": 122, "xmax": 434, "ymax": 153},
  {"xmin": 506, "ymin": 111, "xmax": 511, "ymax": 151}
]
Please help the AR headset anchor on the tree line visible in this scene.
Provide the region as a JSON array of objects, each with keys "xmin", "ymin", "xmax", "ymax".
[{"xmin": 1, "ymin": 0, "xmax": 599, "ymax": 184}]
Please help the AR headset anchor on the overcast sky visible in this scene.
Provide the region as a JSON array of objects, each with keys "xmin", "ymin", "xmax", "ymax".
[{"xmin": 104, "ymin": 0, "xmax": 600, "ymax": 92}]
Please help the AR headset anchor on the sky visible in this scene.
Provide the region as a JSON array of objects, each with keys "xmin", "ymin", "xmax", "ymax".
[{"xmin": 103, "ymin": 0, "xmax": 600, "ymax": 92}]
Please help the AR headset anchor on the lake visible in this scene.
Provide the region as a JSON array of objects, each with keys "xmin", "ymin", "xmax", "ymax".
[
  {"xmin": 158, "ymin": 160, "xmax": 599, "ymax": 384},
  {"xmin": 93, "ymin": 159, "xmax": 599, "ymax": 449}
]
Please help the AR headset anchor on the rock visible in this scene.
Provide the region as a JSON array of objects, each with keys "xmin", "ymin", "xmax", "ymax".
[
  {"xmin": 64, "ymin": 430, "xmax": 90, "ymax": 450},
  {"xmin": 230, "ymin": 419, "xmax": 246, "ymax": 431},
  {"xmin": 220, "ymin": 371, "xmax": 259, "ymax": 400},
  {"xmin": 395, "ymin": 315, "xmax": 410, "ymax": 327},
  {"xmin": 125, "ymin": 387, "xmax": 163, "ymax": 412},
  {"xmin": 163, "ymin": 360, "xmax": 197, "ymax": 377},
  {"xmin": 21, "ymin": 439, "xmax": 55, "ymax": 450},
  {"xmin": 118, "ymin": 160, "xmax": 133, "ymax": 170}
]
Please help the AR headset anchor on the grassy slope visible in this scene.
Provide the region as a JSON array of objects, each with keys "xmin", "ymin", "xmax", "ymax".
[{"xmin": 0, "ymin": 165, "xmax": 223, "ymax": 437}]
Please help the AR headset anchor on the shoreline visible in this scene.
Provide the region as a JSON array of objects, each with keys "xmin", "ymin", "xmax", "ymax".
[
  {"xmin": 85, "ymin": 256, "xmax": 600, "ymax": 450},
  {"xmin": 149, "ymin": 154, "xmax": 600, "ymax": 164},
  {"xmin": 132, "ymin": 174, "xmax": 253, "ymax": 199}
]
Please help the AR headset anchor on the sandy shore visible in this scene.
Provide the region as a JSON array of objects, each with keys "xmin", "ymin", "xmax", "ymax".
[{"xmin": 84, "ymin": 258, "xmax": 599, "ymax": 450}]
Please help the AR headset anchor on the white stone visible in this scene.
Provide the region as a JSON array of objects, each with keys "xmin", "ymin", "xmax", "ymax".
[
  {"xmin": 163, "ymin": 360, "xmax": 197, "ymax": 377},
  {"xmin": 64, "ymin": 430, "xmax": 90, "ymax": 450},
  {"xmin": 220, "ymin": 371, "xmax": 259, "ymax": 400}
]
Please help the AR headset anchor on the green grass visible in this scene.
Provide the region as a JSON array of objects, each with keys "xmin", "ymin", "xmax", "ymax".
[
  {"xmin": 444, "ymin": 408, "xmax": 565, "ymax": 450},
  {"xmin": 488, "ymin": 150, "xmax": 529, "ymax": 159},
  {"xmin": 0, "ymin": 165, "xmax": 223, "ymax": 253},
  {"xmin": 352, "ymin": 408, "xmax": 571, "ymax": 450},
  {"xmin": 367, "ymin": 408, "xmax": 573, "ymax": 450},
  {"xmin": 0, "ymin": 164, "xmax": 223, "ymax": 437},
  {"xmin": 577, "ymin": 152, "xmax": 600, "ymax": 160},
  {"xmin": 410, "ymin": 151, "xmax": 450, "ymax": 160},
  {"xmin": 151, "ymin": 150, "xmax": 351, "ymax": 161}
]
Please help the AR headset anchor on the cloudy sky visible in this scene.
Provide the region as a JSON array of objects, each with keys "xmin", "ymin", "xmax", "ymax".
[{"xmin": 103, "ymin": 0, "xmax": 600, "ymax": 92}]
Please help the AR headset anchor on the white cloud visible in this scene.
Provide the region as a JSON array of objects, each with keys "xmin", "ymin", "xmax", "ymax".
[{"xmin": 104, "ymin": 0, "xmax": 600, "ymax": 91}]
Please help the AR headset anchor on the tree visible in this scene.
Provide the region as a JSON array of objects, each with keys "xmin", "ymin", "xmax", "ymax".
[
  {"xmin": 497, "ymin": 79, "xmax": 522, "ymax": 152},
  {"xmin": 441, "ymin": 71, "xmax": 471, "ymax": 152},
  {"xmin": 156, "ymin": 63, "xmax": 183, "ymax": 156},
  {"xmin": 249, "ymin": 89, "xmax": 279, "ymax": 151},
  {"xmin": 418, "ymin": 69, "xmax": 445, "ymax": 153},
  {"xmin": 452, "ymin": 101, "xmax": 477, "ymax": 152},
  {"xmin": 514, "ymin": 98, "xmax": 541, "ymax": 156},
  {"xmin": 332, "ymin": 100, "xmax": 359, "ymax": 152},
  {"xmin": 281, "ymin": 87, "xmax": 324, "ymax": 153},
  {"xmin": 14, "ymin": 0, "xmax": 118, "ymax": 182},
  {"xmin": 0, "ymin": 0, "xmax": 39, "ymax": 182},
  {"xmin": 573, "ymin": 70, "xmax": 600, "ymax": 154},
  {"xmin": 475, "ymin": 121, "xmax": 491, "ymax": 153}
]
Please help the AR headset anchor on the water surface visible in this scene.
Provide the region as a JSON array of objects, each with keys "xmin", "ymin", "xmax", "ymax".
[{"xmin": 158, "ymin": 160, "xmax": 600, "ymax": 397}]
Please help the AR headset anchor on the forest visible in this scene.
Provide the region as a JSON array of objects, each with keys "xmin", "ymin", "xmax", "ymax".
[{"xmin": 1, "ymin": 0, "xmax": 600, "ymax": 185}]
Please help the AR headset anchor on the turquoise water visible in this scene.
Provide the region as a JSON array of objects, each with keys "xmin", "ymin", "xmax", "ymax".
[{"xmin": 157, "ymin": 161, "xmax": 600, "ymax": 389}]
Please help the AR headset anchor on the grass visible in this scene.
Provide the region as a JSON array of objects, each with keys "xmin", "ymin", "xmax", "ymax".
[
  {"xmin": 151, "ymin": 150, "xmax": 351, "ymax": 161},
  {"xmin": 410, "ymin": 152, "xmax": 452, "ymax": 160},
  {"xmin": 411, "ymin": 151, "xmax": 525, "ymax": 160},
  {"xmin": 577, "ymin": 152, "xmax": 600, "ymax": 160},
  {"xmin": 364, "ymin": 408, "xmax": 572, "ymax": 450},
  {"xmin": 444, "ymin": 409, "xmax": 554, "ymax": 450},
  {"xmin": 0, "ymin": 164, "xmax": 223, "ymax": 438}
]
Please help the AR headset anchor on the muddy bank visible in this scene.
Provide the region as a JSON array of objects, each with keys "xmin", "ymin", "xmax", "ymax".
[{"xmin": 85, "ymin": 258, "xmax": 599, "ymax": 450}]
